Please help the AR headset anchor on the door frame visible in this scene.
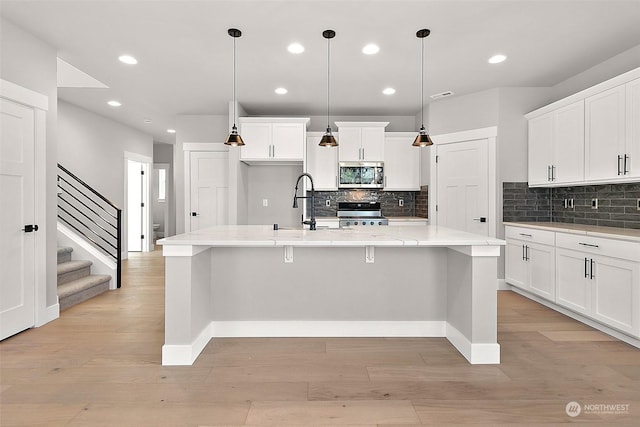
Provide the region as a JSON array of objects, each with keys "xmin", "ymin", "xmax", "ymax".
[
  {"xmin": 428, "ymin": 126, "xmax": 497, "ymax": 238},
  {"xmin": 123, "ymin": 152, "xmax": 152, "ymax": 254},
  {"xmin": 182, "ymin": 142, "xmax": 228, "ymax": 232},
  {"xmin": 0, "ymin": 79, "xmax": 52, "ymax": 326},
  {"xmin": 153, "ymin": 162, "xmax": 170, "ymax": 240}
]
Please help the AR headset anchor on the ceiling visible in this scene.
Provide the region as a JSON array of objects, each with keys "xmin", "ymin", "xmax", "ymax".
[{"xmin": 2, "ymin": 0, "xmax": 639, "ymax": 144}]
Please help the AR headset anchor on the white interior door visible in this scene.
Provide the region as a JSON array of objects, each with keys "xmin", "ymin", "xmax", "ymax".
[
  {"xmin": 436, "ymin": 138, "xmax": 489, "ymax": 235},
  {"xmin": 127, "ymin": 159, "xmax": 147, "ymax": 252},
  {"xmin": 190, "ymin": 152, "xmax": 229, "ymax": 231},
  {"xmin": 0, "ymin": 98, "xmax": 35, "ymax": 340}
]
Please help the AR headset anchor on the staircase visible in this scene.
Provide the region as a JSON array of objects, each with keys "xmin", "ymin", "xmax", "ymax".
[{"xmin": 57, "ymin": 246, "xmax": 111, "ymax": 310}]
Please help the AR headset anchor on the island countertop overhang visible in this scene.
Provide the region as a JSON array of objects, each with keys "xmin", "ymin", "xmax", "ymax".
[{"xmin": 158, "ymin": 225, "xmax": 505, "ymax": 251}]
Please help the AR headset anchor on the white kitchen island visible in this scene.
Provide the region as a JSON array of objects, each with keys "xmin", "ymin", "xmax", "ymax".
[{"xmin": 159, "ymin": 225, "xmax": 505, "ymax": 366}]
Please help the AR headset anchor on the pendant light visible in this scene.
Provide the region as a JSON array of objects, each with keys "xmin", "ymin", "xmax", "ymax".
[
  {"xmin": 413, "ymin": 28, "xmax": 433, "ymax": 147},
  {"xmin": 319, "ymin": 29, "xmax": 338, "ymax": 147},
  {"xmin": 225, "ymin": 28, "xmax": 245, "ymax": 146}
]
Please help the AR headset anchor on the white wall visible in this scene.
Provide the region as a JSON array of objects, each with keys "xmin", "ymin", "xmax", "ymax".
[
  {"xmin": 1, "ymin": 17, "xmax": 58, "ymax": 308},
  {"xmin": 247, "ymin": 165, "xmax": 303, "ymax": 227},
  {"xmin": 57, "ymin": 101, "xmax": 154, "ymax": 254},
  {"xmin": 551, "ymin": 44, "xmax": 640, "ymax": 102}
]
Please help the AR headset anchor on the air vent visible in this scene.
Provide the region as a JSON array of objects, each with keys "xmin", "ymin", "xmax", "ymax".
[{"xmin": 430, "ymin": 90, "xmax": 455, "ymax": 100}]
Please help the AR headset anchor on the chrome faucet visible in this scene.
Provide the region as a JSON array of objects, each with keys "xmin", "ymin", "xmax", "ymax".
[{"xmin": 292, "ymin": 173, "xmax": 316, "ymax": 230}]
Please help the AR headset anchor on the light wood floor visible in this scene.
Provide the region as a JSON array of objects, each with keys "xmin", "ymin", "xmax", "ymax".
[{"xmin": 1, "ymin": 248, "xmax": 639, "ymax": 426}]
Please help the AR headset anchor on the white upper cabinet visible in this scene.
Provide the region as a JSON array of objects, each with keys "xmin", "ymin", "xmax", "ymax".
[
  {"xmin": 585, "ymin": 85, "xmax": 626, "ymax": 181},
  {"xmin": 383, "ymin": 134, "xmax": 420, "ymax": 191},
  {"xmin": 306, "ymin": 133, "xmax": 338, "ymax": 190},
  {"xmin": 336, "ymin": 122, "xmax": 387, "ymax": 162},
  {"xmin": 526, "ymin": 67, "xmax": 640, "ymax": 187},
  {"xmin": 626, "ymin": 78, "xmax": 640, "ymax": 178},
  {"xmin": 527, "ymin": 101, "xmax": 584, "ymax": 186},
  {"xmin": 239, "ymin": 117, "xmax": 309, "ymax": 163}
]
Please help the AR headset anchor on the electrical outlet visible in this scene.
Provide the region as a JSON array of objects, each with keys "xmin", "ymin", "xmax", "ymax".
[
  {"xmin": 325, "ymin": 200, "xmax": 331, "ymax": 207},
  {"xmin": 399, "ymin": 199, "xmax": 404, "ymax": 207},
  {"xmin": 262, "ymin": 199, "xmax": 268, "ymax": 207},
  {"xmin": 591, "ymin": 198, "xmax": 598, "ymax": 209}
]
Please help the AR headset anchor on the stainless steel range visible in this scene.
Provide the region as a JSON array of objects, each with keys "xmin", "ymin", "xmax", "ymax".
[{"xmin": 337, "ymin": 201, "xmax": 388, "ymax": 227}]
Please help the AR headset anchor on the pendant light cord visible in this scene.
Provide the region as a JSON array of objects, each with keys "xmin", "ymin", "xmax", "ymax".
[
  {"xmin": 420, "ymin": 35, "xmax": 424, "ymax": 128},
  {"xmin": 327, "ymin": 36, "xmax": 331, "ymax": 130},
  {"xmin": 232, "ymin": 35, "xmax": 237, "ymax": 128}
]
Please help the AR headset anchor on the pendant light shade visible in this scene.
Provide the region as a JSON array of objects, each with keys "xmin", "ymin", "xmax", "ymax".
[
  {"xmin": 319, "ymin": 30, "xmax": 338, "ymax": 147},
  {"xmin": 225, "ymin": 28, "xmax": 245, "ymax": 146},
  {"xmin": 413, "ymin": 28, "xmax": 433, "ymax": 147}
]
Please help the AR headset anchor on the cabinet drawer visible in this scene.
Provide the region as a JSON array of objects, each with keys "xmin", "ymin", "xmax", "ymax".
[
  {"xmin": 505, "ymin": 226, "xmax": 555, "ymax": 246},
  {"xmin": 556, "ymin": 232, "xmax": 640, "ymax": 262}
]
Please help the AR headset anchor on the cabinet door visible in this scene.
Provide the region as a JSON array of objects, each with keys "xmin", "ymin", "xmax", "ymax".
[
  {"xmin": 240, "ymin": 122, "xmax": 271, "ymax": 160},
  {"xmin": 528, "ymin": 242, "xmax": 555, "ymax": 301},
  {"xmin": 361, "ymin": 127, "xmax": 384, "ymax": 161},
  {"xmin": 272, "ymin": 122, "xmax": 304, "ymax": 160},
  {"xmin": 306, "ymin": 136, "xmax": 337, "ymax": 190},
  {"xmin": 585, "ymin": 85, "xmax": 626, "ymax": 181},
  {"xmin": 553, "ymin": 101, "xmax": 584, "ymax": 184},
  {"xmin": 338, "ymin": 127, "xmax": 362, "ymax": 161},
  {"xmin": 625, "ymin": 78, "xmax": 640, "ymax": 178},
  {"xmin": 556, "ymin": 248, "xmax": 591, "ymax": 316},
  {"xmin": 505, "ymin": 240, "xmax": 528, "ymax": 290},
  {"xmin": 592, "ymin": 255, "xmax": 639, "ymax": 336},
  {"xmin": 384, "ymin": 136, "xmax": 420, "ymax": 190},
  {"xmin": 528, "ymin": 113, "xmax": 554, "ymax": 186}
]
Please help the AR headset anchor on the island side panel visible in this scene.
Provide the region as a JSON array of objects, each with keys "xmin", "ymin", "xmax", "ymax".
[
  {"xmin": 209, "ymin": 246, "xmax": 448, "ymax": 323},
  {"xmin": 163, "ymin": 249, "xmax": 212, "ymax": 365},
  {"xmin": 446, "ymin": 247, "xmax": 500, "ymax": 364}
]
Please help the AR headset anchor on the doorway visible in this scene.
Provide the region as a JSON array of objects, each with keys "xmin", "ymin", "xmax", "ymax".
[
  {"xmin": 152, "ymin": 163, "xmax": 170, "ymax": 243},
  {"xmin": 189, "ymin": 151, "xmax": 229, "ymax": 231},
  {"xmin": 430, "ymin": 127, "xmax": 497, "ymax": 237},
  {"xmin": 125, "ymin": 155, "xmax": 151, "ymax": 253}
]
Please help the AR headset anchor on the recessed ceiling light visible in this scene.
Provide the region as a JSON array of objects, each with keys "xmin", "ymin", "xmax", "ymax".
[
  {"xmin": 118, "ymin": 55, "xmax": 138, "ymax": 65},
  {"xmin": 167, "ymin": 129, "xmax": 176, "ymax": 134},
  {"xmin": 488, "ymin": 54, "xmax": 507, "ymax": 64},
  {"xmin": 287, "ymin": 43, "xmax": 304, "ymax": 54},
  {"xmin": 382, "ymin": 87, "xmax": 396, "ymax": 95},
  {"xmin": 362, "ymin": 44, "xmax": 380, "ymax": 55},
  {"xmin": 275, "ymin": 87, "xmax": 288, "ymax": 95},
  {"xmin": 107, "ymin": 100, "xmax": 121, "ymax": 107},
  {"xmin": 143, "ymin": 118, "xmax": 152, "ymax": 123}
]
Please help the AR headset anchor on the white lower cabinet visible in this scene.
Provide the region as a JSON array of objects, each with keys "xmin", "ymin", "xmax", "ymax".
[
  {"xmin": 506, "ymin": 224, "xmax": 640, "ymax": 339},
  {"xmin": 505, "ymin": 236, "xmax": 555, "ymax": 301},
  {"xmin": 556, "ymin": 247, "xmax": 639, "ymax": 336}
]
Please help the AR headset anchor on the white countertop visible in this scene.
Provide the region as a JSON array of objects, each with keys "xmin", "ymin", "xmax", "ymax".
[
  {"xmin": 158, "ymin": 225, "xmax": 504, "ymax": 248},
  {"xmin": 504, "ymin": 222, "xmax": 640, "ymax": 243}
]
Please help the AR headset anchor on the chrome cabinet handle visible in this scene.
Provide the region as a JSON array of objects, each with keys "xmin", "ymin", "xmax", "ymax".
[
  {"xmin": 551, "ymin": 165, "xmax": 556, "ymax": 181},
  {"xmin": 547, "ymin": 165, "xmax": 551, "ymax": 181},
  {"xmin": 618, "ymin": 155, "xmax": 623, "ymax": 175},
  {"xmin": 624, "ymin": 154, "xmax": 629, "ymax": 174},
  {"xmin": 519, "ymin": 233, "xmax": 532, "ymax": 237},
  {"xmin": 590, "ymin": 259, "xmax": 595, "ymax": 279}
]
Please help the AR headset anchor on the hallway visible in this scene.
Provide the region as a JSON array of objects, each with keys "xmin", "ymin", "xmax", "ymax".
[{"xmin": 1, "ymin": 249, "xmax": 639, "ymax": 425}]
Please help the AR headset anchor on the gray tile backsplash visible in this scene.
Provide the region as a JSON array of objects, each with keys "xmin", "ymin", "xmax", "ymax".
[
  {"xmin": 308, "ymin": 189, "xmax": 418, "ymax": 217},
  {"xmin": 503, "ymin": 182, "xmax": 640, "ymax": 229}
]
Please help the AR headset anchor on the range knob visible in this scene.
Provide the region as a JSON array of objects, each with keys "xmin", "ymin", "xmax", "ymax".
[
  {"xmin": 354, "ymin": 221, "xmax": 359, "ymax": 225},
  {"xmin": 378, "ymin": 221, "xmax": 383, "ymax": 225},
  {"xmin": 370, "ymin": 221, "xmax": 374, "ymax": 225}
]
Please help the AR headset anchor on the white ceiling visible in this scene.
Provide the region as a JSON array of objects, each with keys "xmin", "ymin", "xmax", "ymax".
[{"xmin": 2, "ymin": 0, "xmax": 639, "ymax": 143}]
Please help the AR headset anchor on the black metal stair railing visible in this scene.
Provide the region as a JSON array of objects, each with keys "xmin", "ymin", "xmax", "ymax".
[{"xmin": 57, "ymin": 163, "xmax": 122, "ymax": 288}]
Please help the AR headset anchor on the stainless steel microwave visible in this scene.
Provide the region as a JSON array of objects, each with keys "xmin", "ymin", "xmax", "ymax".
[{"xmin": 338, "ymin": 162, "xmax": 384, "ymax": 188}]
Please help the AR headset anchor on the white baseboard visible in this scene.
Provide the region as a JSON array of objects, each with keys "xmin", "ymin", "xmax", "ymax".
[
  {"xmin": 210, "ymin": 320, "xmax": 446, "ymax": 338},
  {"xmin": 446, "ymin": 323, "xmax": 501, "ymax": 364},
  {"xmin": 497, "ymin": 278, "xmax": 510, "ymax": 290},
  {"xmin": 162, "ymin": 320, "xmax": 447, "ymax": 365},
  {"xmin": 35, "ymin": 301, "xmax": 59, "ymax": 327},
  {"xmin": 162, "ymin": 323, "xmax": 211, "ymax": 366}
]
